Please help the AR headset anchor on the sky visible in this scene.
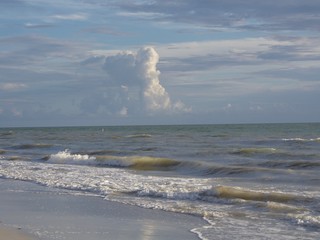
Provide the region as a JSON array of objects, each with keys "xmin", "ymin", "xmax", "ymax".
[{"xmin": 1, "ymin": 0, "xmax": 320, "ymax": 127}]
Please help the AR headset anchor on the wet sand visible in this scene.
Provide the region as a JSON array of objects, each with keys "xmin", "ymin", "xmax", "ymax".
[{"xmin": 0, "ymin": 179, "xmax": 204, "ymax": 240}]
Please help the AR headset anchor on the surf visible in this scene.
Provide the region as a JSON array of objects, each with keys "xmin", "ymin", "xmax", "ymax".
[
  {"xmin": 232, "ymin": 147, "xmax": 278, "ymax": 155},
  {"xmin": 47, "ymin": 150, "xmax": 180, "ymax": 170},
  {"xmin": 95, "ymin": 155, "xmax": 180, "ymax": 170},
  {"xmin": 213, "ymin": 186, "xmax": 308, "ymax": 203}
]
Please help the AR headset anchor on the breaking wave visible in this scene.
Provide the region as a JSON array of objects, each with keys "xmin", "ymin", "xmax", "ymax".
[
  {"xmin": 214, "ymin": 186, "xmax": 309, "ymax": 203},
  {"xmin": 96, "ymin": 155, "xmax": 180, "ymax": 170},
  {"xmin": 282, "ymin": 137, "xmax": 320, "ymax": 142},
  {"xmin": 45, "ymin": 150, "xmax": 287, "ymax": 176},
  {"xmin": 125, "ymin": 134, "xmax": 152, "ymax": 138},
  {"xmin": 47, "ymin": 150, "xmax": 179, "ymax": 170},
  {"xmin": 48, "ymin": 149, "xmax": 95, "ymax": 165},
  {"xmin": 232, "ymin": 147, "xmax": 277, "ymax": 155}
]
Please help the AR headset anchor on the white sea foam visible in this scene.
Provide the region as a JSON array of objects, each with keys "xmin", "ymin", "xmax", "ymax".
[
  {"xmin": 48, "ymin": 149, "xmax": 96, "ymax": 165},
  {"xmin": 282, "ymin": 137, "xmax": 320, "ymax": 142},
  {"xmin": 289, "ymin": 213, "xmax": 320, "ymax": 229}
]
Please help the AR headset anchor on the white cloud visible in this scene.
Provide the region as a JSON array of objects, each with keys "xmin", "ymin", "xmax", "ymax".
[
  {"xmin": 135, "ymin": 47, "xmax": 171, "ymax": 111},
  {"xmin": 0, "ymin": 83, "xmax": 26, "ymax": 91},
  {"xmin": 51, "ymin": 13, "xmax": 88, "ymax": 21},
  {"xmin": 156, "ymin": 37, "xmax": 293, "ymax": 59},
  {"xmin": 24, "ymin": 23, "xmax": 54, "ymax": 28},
  {"xmin": 103, "ymin": 47, "xmax": 190, "ymax": 115},
  {"xmin": 118, "ymin": 107, "xmax": 128, "ymax": 117},
  {"xmin": 117, "ymin": 11, "xmax": 168, "ymax": 20},
  {"xmin": 12, "ymin": 108, "xmax": 22, "ymax": 117}
]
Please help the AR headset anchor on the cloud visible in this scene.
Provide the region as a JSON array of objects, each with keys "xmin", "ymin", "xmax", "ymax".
[
  {"xmin": 103, "ymin": 47, "xmax": 191, "ymax": 115},
  {"xmin": 0, "ymin": 0, "xmax": 24, "ymax": 7},
  {"xmin": 116, "ymin": 0, "xmax": 320, "ymax": 32},
  {"xmin": 24, "ymin": 23, "xmax": 54, "ymax": 28},
  {"xmin": 257, "ymin": 67, "xmax": 320, "ymax": 82},
  {"xmin": 82, "ymin": 26, "xmax": 129, "ymax": 36},
  {"xmin": 51, "ymin": 13, "xmax": 88, "ymax": 21},
  {"xmin": 0, "ymin": 35, "xmax": 90, "ymax": 73},
  {"xmin": 153, "ymin": 36, "xmax": 320, "ymax": 83},
  {"xmin": 0, "ymin": 83, "xmax": 26, "ymax": 91}
]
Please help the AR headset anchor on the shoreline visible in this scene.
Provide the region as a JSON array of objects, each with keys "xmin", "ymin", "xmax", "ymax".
[{"xmin": 0, "ymin": 178, "xmax": 205, "ymax": 240}]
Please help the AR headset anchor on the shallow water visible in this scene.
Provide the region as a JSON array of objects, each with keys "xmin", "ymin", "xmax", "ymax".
[{"xmin": 0, "ymin": 123, "xmax": 319, "ymax": 239}]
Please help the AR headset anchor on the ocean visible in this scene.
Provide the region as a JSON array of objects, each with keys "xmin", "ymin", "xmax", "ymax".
[{"xmin": 0, "ymin": 123, "xmax": 319, "ymax": 239}]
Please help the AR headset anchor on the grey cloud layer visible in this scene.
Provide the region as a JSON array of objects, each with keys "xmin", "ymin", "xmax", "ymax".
[{"xmin": 117, "ymin": 0, "xmax": 320, "ymax": 31}]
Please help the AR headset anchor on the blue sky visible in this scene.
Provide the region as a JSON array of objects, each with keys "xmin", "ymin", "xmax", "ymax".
[{"xmin": 1, "ymin": 0, "xmax": 320, "ymax": 127}]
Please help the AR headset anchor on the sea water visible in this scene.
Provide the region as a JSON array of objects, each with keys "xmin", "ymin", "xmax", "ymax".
[{"xmin": 0, "ymin": 123, "xmax": 319, "ymax": 239}]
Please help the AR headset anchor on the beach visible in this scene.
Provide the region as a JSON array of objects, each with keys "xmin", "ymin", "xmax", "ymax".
[{"xmin": 0, "ymin": 178, "xmax": 204, "ymax": 240}]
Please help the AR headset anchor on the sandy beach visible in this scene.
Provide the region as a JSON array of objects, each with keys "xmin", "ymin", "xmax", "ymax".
[{"xmin": 0, "ymin": 178, "xmax": 204, "ymax": 240}]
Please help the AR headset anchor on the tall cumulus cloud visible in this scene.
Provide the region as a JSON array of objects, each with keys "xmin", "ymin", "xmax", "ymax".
[{"xmin": 103, "ymin": 47, "xmax": 190, "ymax": 115}]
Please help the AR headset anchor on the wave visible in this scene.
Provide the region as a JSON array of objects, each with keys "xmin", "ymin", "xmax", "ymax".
[
  {"xmin": 77, "ymin": 150, "xmax": 122, "ymax": 156},
  {"xmin": 3, "ymin": 156, "xmax": 31, "ymax": 161},
  {"xmin": 259, "ymin": 160, "xmax": 320, "ymax": 169},
  {"xmin": 178, "ymin": 161, "xmax": 272, "ymax": 176},
  {"xmin": 232, "ymin": 147, "xmax": 320, "ymax": 162},
  {"xmin": 112, "ymin": 181, "xmax": 308, "ymax": 206},
  {"xmin": 282, "ymin": 137, "xmax": 320, "ymax": 142},
  {"xmin": 266, "ymin": 201, "xmax": 307, "ymax": 213},
  {"xmin": 12, "ymin": 148, "xmax": 316, "ymax": 179},
  {"xmin": 48, "ymin": 149, "xmax": 95, "ymax": 165},
  {"xmin": 46, "ymin": 150, "xmax": 279, "ymax": 177},
  {"xmin": 0, "ymin": 149, "xmax": 5, "ymax": 154},
  {"xmin": 47, "ymin": 150, "xmax": 179, "ymax": 170},
  {"xmin": 11, "ymin": 143, "xmax": 53, "ymax": 150},
  {"xmin": 232, "ymin": 147, "xmax": 277, "ymax": 155},
  {"xmin": 134, "ymin": 147, "xmax": 158, "ymax": 152},
  {"xmin": 289, "ymin": 213, "xmax": 320, "ymax": 229},
  {"xmin": 96, "ymin": 155, "xmax": 181, "ymax": 170},
  {"xmin": 125, "ymin": 134, "xmax": 152, "ymax": 138},
  {"xmin": 213, "ymin": 186, "xmax": 308, "ymax": 203},
  {"xmin": 79, "ymin": 148, "xmax": 158, "ymax": 155},
  {"xmin": 0, "ymin": 131, "xmax": 14, "ymax": 137}
]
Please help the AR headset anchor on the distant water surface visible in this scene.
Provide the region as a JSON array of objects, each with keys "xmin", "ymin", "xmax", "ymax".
[{"xmin": 0, "ymin": 123, "xmax": 319, "ymax": 239}]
